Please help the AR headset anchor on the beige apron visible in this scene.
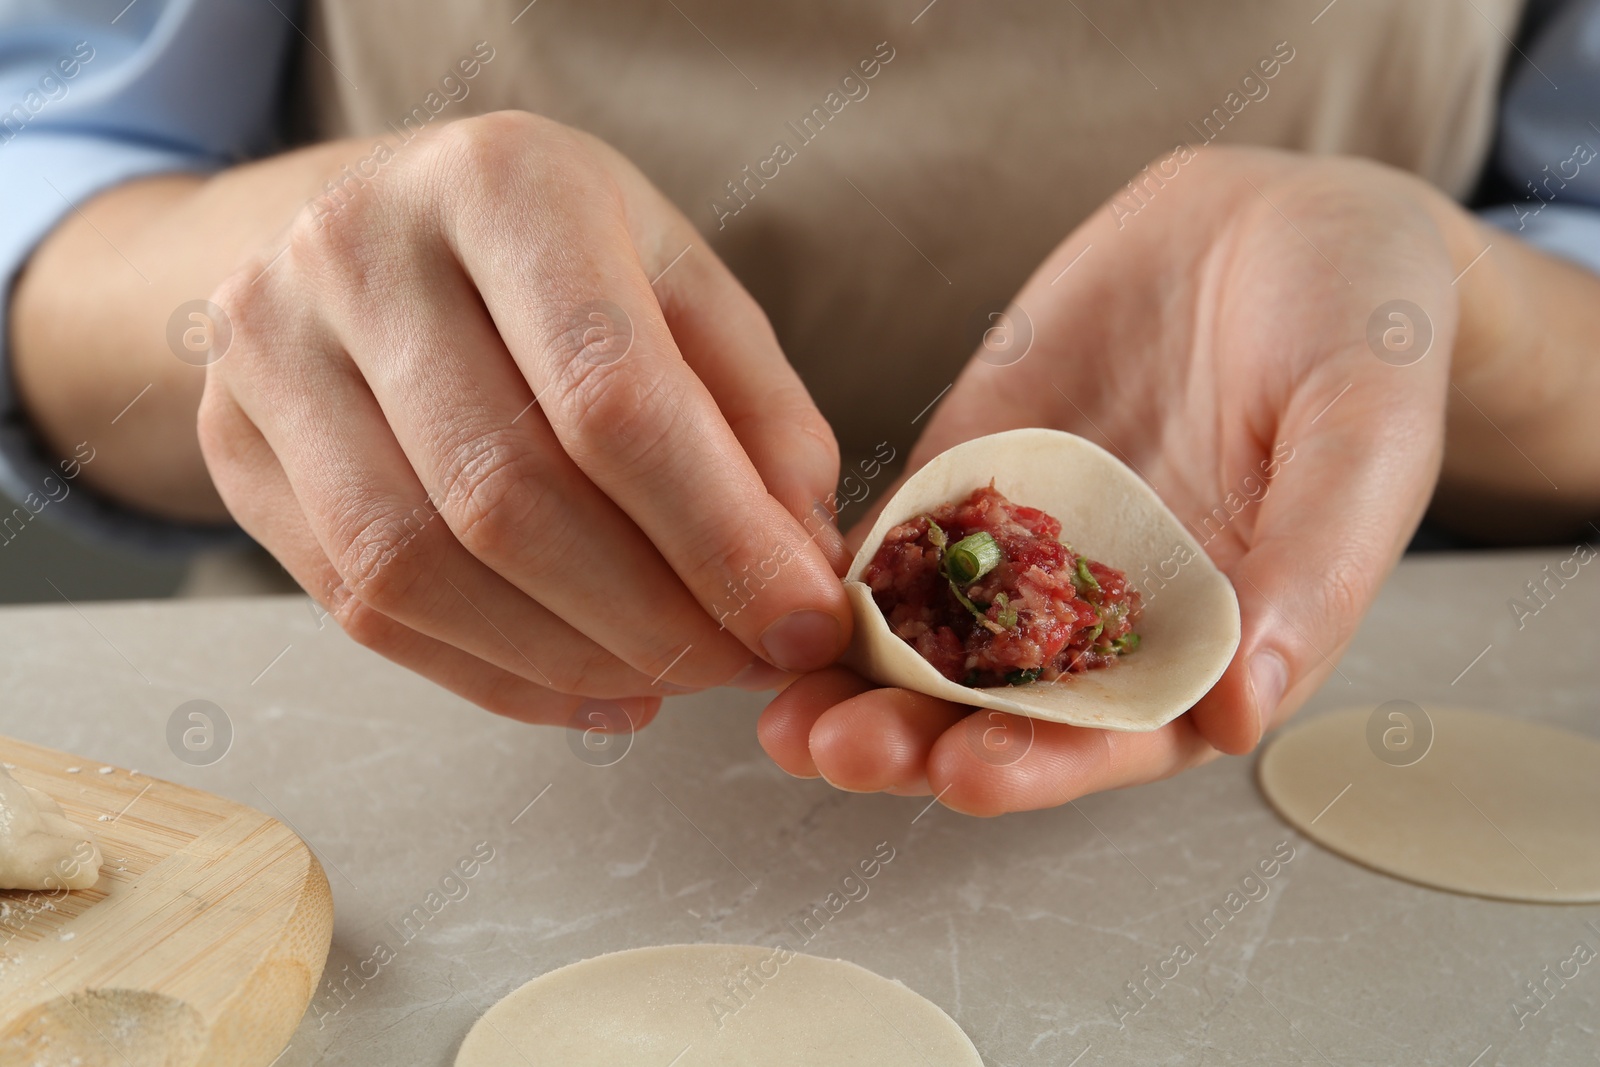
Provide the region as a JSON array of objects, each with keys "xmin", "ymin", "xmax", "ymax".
[{"xmin": 293, "ymin": 0, "xmax": 1522, "ymax": 469}]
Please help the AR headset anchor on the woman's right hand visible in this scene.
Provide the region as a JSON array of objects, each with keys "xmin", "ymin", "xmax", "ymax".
[{"xmin": 199, "ymin": 111, "xmax": 852, "ymax": 726}]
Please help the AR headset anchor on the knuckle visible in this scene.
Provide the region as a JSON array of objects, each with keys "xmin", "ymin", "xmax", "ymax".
[
  {"xmin": 319, "ymin": 566, "xmax": 392, "ymax": 650},
  {"xmin": 432, "ymin": 111, "xmax": 602, "ymax": 201},
  {"xmin": 285, "ymin": 190, "xmax": 372, "ymax": 279},
  {"xmin": 1274, "ymin": 543, "xmax": 1381, "ymax": 678},
  {"xmin": 475, "ymin": 671, "xmax": 559, "ymax": 720},
  {"xmin": 538, "ymin": 643, "xmax": 621, "ymax": 696},
  {"xmin": 1092, "ymin": 727, "xmax": 1125, "ymax": 785},
  {"xmin": 555, "ymin": 365, "xmax": 680, "ymax": 478},
  {"xmin": 206, "ymin": 263, "xmax": 271, "ymax": 352},
  {"xmin": 437, "ymin": 433, "xmax": 563, "ymax": 564},
  {"xmin": 436, "ymin": 110, "xmax": 546, "ymax": 158},
  {"xmin": 1316, "ymin": 551, "xmax": 1374, "ymax": 634},
  {"xmin": 193, "ymin": 386, "xmax": 237, "ymax": 472},
  {"xmin": 738, "ymin": 384, "xmax": 838, "ymax": 468},
  {"xmin": 331, "ymin": 593, "xmax": 395, "ymax": 653},
  {"xmin": 205, "ymin": 240, "xmax": 328, "ymax": 392},
  {"xmin": 795, "ymin": 405, "xmax": 840, "ymax": 467},
  {"xmin": 675, "ymin": 521, "xmax": 749, "ymax": 598},
  {"xmin": 193, "ymin": 387, "xmax": 277, "ymax": 514},
  {"xmin": 330, "ymin": 508, "xmax": 431, "ymax": 616},
  {"xmin": 428, "ymin": 113, "xmax": 520, "ymax": 180}
]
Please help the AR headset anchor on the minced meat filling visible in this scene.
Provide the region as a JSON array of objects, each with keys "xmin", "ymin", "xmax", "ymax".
[{"xmin": 862, "ymin": 483, "xmax": 1141, "ymax": 687}]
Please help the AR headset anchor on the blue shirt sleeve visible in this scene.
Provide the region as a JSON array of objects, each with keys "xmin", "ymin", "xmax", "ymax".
[
  {"xmin": 1480, "ymin": 0, "xmax": 1600, "ymax": 274},
  {"xmin": 0, "ymin": 0, "xmax": 295, "ymax": 554}
]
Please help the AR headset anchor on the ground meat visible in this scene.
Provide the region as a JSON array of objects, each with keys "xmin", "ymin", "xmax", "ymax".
[{"xmin": 863, "ymin": 482, "xmax": 1141, "ymax": 687}]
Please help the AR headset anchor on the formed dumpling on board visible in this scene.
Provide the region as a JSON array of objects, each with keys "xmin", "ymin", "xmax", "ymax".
[{"xmin": 0, "ymin": 765, "xmax": 103, "ymax": 891}]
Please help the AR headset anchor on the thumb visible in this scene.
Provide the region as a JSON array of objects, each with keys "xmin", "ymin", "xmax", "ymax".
[{"xmin": 1187, "ymin": 368, "xmax": 1448, "ymax": 755}]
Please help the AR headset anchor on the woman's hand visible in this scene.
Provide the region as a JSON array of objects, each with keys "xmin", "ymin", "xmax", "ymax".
[
  {"xmin": 195, "ymin": 112, "xmax": 851, "ymax": 726},
  {"xmin": 760, "ymin": 146, "xmax": 1475, "ymax": 814}
]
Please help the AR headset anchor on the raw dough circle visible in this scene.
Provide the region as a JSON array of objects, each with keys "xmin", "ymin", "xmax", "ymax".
[
  {"xmin": 453, "ymin": 944, "xmax": 982, "ymax": 1066},
  {"xmin": 1258, "ymin": 705, "xmax": 1600, "ymax": 903}
]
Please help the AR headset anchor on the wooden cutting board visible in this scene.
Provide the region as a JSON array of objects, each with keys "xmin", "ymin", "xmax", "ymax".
[{"xmin": 0, "ymin": 735, "xmax": 333, "ymax": 1066}]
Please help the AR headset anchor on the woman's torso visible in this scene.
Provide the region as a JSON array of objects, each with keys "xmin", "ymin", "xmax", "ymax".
[{"xmin": 296, "ymin": 0, "xmax": 1523, "ymax": 464}]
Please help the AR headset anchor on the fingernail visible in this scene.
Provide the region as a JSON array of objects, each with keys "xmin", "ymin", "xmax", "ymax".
[
  {"xmin": 760, "ymin": 610, "xmax": 843, "ymax": 673},
  {"xmin": 1247, "ymin": 650, "xmax": 1289, "ymax": 736},
  {"xmin": 816, "ymin": 769, "xmax": 875, "ymax": 794},
  {"xmin": 730, "ymin": 660, "xmax": 794, "ymax": 691}
]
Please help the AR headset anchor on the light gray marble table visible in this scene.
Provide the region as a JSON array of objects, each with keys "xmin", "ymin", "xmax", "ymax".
[{"xmin": 2, "ymin": 550, "xmax": 1597, "ymax": 1066}]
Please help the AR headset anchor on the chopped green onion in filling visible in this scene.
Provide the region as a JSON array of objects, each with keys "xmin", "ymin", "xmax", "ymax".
[
  {"xmin": 947, "ymin": 578, "xmax": 1004, "ymax": 634},
  {"xmin": 945, "ymin": 531, "xmax": 1001, "ymax": 584},
  {"xmin": 993, "ymin": 592, "xmax": 1018, "ymax": 629},
  {"xmin": 1074, "ymin": 558, "xmax": 1100, "ymax": 593},
  {"xmin": 879, "ymin": 490, "xmax": 1142, "ymax": 689},
  {"xmin": 927, "ymin": 519, "xmax": 1010, "ymax": 634}
]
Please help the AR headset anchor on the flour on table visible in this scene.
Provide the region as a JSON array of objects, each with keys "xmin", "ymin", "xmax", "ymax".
[{"xmin": 0, "ymin": 765, "xmax": 103, "ymax": 891}]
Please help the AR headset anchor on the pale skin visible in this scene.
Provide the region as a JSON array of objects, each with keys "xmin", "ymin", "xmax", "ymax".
[{"xmin": 11, "ymin": 115, "xmax": 1600, "ymax": 813}]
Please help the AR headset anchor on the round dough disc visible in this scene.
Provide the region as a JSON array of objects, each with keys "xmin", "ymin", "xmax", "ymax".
[
  {"xmin": 1257, "ymin": 705, "xmax": 1600, "ymax": 903},
  {"xmin": 454, "ymin": 944, "xmax": 982, "ymax": 1066}
]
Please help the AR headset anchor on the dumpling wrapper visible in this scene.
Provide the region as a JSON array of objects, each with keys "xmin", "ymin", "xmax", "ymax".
[
  {"xmin": 843, "ymin": 428, "xmax": 1241, "ymax": 730},
  {"xmin": 0, "ymin": 765, "xmax": 102, "ymax": 891},
  {"xmin": 454, "ymin": 944, "xmax": 982, "ymax": 1066},
  {"xmin": 1257, "ymin": 705, "xmax": 1600, "ymax": 903}
]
